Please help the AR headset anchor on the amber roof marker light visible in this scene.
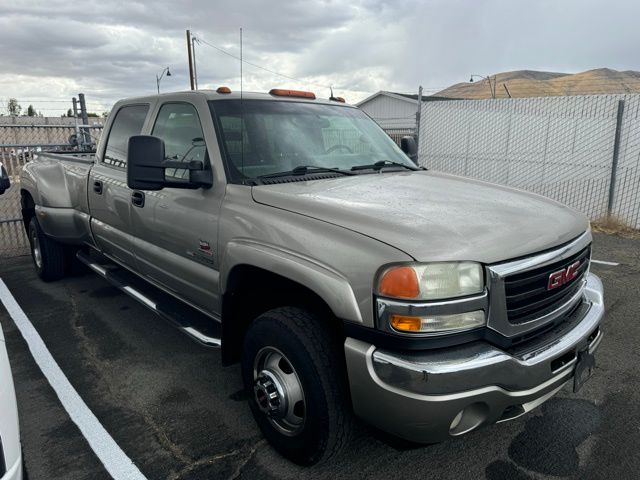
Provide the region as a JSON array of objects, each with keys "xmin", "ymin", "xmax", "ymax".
[
  {"xmin": 269, "ymin": 89, "xmax": 316, "ymax": 99},
  {"xmin": 216, "ymin": 86, "xmax": 232, "ymax": 94}
]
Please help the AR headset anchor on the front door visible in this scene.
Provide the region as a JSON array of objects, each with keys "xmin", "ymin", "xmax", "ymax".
[{"xmin": 130, "ymin": 102, "xmax": 222, "ymax": 312}]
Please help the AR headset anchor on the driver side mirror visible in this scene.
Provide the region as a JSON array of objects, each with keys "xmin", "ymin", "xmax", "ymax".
[
  {"xmin": 0, "ymin": 163, "xmax": 10, "ymax": 195},
  {"xmin": 127, "ymin": 135, "xmax": 213, "ymax": 191},
  {"xmin": 400, "ymin": 136, "xmax": 418, "ymax": 165}
]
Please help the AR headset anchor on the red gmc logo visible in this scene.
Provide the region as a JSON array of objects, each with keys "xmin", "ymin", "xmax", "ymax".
[{"xmin": 547, "ymin": 260, "xmax": 581, "ymax": 290}]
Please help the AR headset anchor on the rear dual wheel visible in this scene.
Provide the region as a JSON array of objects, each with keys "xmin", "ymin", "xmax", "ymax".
[
  {"xmin": 28, "ymin": 217, "xmax": 66, "ymax": 281},
  {"xmin": 28, "ymin": 217, "xmax": 84, "ymax": 281}
]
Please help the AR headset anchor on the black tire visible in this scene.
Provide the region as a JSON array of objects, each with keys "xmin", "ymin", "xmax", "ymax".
[
  {"xmin": 28, "ymin": 216, "xmax": 65, "ymax": 281},
  {"xmin": 242, "ymin": 307, "xmax": 353, "ymax": 465}
]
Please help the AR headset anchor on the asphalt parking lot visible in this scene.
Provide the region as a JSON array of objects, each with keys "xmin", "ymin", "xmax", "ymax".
[{"xmin": 1, "ymin": 232, "xmax": 639, "ymax": 480}]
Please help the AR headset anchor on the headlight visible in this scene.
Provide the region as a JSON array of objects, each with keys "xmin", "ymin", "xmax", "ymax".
[{"xmin": 377, "ymin": 262, "xmax": 484, "ymax": 301}]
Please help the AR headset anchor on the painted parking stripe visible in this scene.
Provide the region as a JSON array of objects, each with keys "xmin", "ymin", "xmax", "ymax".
[
  {"xmin": 0, "ymin": 279, "xmax": 147, "ymax": 480},
  {"xmin": 591, "ymin": 259, "xmax": 620, "ymax": 266}
]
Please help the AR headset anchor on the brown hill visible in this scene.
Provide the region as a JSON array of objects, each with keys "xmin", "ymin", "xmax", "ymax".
[{"xmin": 434, "ymin": 68, "xmax": 640, "ymax": 99}]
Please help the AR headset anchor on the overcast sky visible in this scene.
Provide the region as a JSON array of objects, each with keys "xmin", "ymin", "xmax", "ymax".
[{"xmin": 1, "ymin": 0, "xmax": 639, "ymax": 115}]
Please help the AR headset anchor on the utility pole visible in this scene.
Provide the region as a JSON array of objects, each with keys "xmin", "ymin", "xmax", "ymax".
[
  {"xmin": 415, "ymin": 85, "xmax": 423, "ymax": 160},
  {"xmin": 192, "ymin": 36, "xmax": 199, "ymax": 89},
  {"xmin": 78, "ymin": 93, "xmax": 90, "ymax": 150},
  {"xmin": 186, "ymin": 29, "xmax": 195, "ymax": 90}
]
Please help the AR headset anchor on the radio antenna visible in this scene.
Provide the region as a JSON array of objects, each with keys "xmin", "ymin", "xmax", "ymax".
[{"xmin": 240, "ymin": 27, "xmax": 244, "ymax": 178}]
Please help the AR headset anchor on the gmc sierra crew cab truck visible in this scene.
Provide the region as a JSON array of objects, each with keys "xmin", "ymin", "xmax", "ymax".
[{"xmin": 20, "ymin": 88, "xmax": 604, "ymax": 465}]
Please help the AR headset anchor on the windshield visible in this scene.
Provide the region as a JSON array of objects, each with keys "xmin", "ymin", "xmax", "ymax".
[{"xmin": 209, "ymin": 100, "xmax": 415, "ymax": 182}]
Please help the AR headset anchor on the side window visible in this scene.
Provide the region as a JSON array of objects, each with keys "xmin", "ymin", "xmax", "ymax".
[
  {"xmin": 152, "ymin": 103, "xmax": 207, "ymax": 180},
  {"xmin": 103, "ymin": 105, "xmax": 149, "ymax": 167}
]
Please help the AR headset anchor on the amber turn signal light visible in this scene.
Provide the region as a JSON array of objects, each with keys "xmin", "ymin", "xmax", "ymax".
[
  {"xmin": 378, "ymin": 266, "xmax": 420, "ymax": 299},
  {"xmin": 390, "ymin": 315, "xmax": 422, "ymax": 332}
]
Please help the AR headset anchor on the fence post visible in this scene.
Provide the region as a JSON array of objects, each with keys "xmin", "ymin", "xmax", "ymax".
[
  {"xmin": 78, "ymin": 93, "xmax": 90, "ymax": 150},
  {"xmin": 415, "ymin": 85, "xmax": 423, "ymax": 164},
  {"xmin": 607, "ymin": 99, "xmax": 625, "ymax": 216}
]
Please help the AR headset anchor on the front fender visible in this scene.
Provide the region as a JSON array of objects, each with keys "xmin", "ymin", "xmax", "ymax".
[{"xmin": 220, "ymin": 239, "xmax": 363, "ymax": 324}]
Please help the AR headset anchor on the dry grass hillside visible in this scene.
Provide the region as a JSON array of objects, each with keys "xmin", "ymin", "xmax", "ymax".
[{"xmin": 435, "ymin": 68, "xmax": 640, "ymax": 99}]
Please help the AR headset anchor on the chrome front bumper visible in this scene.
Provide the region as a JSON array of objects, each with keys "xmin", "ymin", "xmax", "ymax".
[{"xmin": 344, "ymin": 273, "xmax": 604, "ymax": 443}]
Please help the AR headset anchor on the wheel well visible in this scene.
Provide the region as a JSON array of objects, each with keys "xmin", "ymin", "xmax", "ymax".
[
  {"xmin": 21, "ymin": 190, "xmax": 35, "ymax": 232},
  {"xmin": 221, "ymin": 265, "xmax": 344, "ymax": 365}
]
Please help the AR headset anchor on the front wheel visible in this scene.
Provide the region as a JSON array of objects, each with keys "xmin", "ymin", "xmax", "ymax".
[{"xmin": 242, "ymin": 307, "xmax": 352, "ymax": 465}]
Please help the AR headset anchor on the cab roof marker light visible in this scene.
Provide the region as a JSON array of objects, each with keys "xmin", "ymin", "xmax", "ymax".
[
  {"xmin": 269, "ymin": 89, "xmax": 316, "ymax": 99},
  {"xmin": 217, "ymin": 86, "xmax": 231, "ymax": 94}
]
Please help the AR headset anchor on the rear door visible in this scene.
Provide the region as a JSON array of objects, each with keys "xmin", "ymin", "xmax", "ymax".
[
  {"xmin": 89, "ymin": 104, "xmax": 149, "ymax": 267},
  {"xmin": 130, "ymin": 101, "xmax": 223, "ymax": 312}
]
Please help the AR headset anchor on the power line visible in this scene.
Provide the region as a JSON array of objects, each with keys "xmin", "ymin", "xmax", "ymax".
[{"xmin": 194, "ymin": 34, "xmax": 333, "ymax": 90}]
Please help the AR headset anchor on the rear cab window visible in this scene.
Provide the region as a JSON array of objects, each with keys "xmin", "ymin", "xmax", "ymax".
[{"xmin": 103, "ymin": 104, "xmax": 149, "ymax": 168}]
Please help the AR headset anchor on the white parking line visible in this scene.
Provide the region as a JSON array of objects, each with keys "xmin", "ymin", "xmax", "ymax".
[
  {"xmin": 0, "ymin": 279, "xmax": 147, "ymax": 480},
  {"xmin": 591, "ymin": 259, "xmax": 620, "ymax": 266}
]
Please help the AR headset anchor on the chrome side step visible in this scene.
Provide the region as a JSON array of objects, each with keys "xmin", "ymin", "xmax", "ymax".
[{"xmin": 76, "ymin": 251, "xmax": 221, "ymax": 347}]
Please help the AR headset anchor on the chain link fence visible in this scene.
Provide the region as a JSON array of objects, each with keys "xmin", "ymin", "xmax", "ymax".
[
  {"xmin": 0, "ymin": 121, "xmax": 103, "ymax": 258},
  {"xmin": 384, "ymin": 128, "xmax": 416, "ymax": 147},
  {"xmin": 419, "ymin": 94, "xmax": 640, "ymax": 229}
]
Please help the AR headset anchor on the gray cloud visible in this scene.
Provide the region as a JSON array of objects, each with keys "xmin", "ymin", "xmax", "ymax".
[{"xmin": 1, "ymin": 0, "xmax": 640, "ymax": 114}]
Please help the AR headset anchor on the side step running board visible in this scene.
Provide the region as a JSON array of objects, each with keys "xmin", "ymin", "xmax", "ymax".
[{"xmin": 76, "ymin": 251, "xmax": 222, "ymax": 347}]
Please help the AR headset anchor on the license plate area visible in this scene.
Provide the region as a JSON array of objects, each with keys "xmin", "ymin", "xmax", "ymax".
[{"xmin": 573, "ymin": 348, "xmax": 596, "ymax": 393}]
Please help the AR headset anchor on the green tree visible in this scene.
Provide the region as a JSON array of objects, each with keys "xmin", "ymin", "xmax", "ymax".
[
  {"xmin": 7, "ymin": 98, "xmax": 21, "ymax": 116},
  {"xmin": 66, "ymin": 108, "xmax": 73, "ymax": 117},
  {"xmin": 87, "ymin": 112, "xmax": 99, "ymax": 117},
  {"xmin": 27, "ymin": 104, "xmax": 36, "ymax": 116}
]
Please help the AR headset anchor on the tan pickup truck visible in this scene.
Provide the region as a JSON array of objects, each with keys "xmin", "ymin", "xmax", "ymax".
[{"xmin": 20, "ymin": 88, "xmax": 604, "ymax": 465}]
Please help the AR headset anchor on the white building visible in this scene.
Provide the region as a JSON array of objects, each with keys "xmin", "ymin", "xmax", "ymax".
[
  {"xmin": 356, "ymin": 91, "xmax": 453, "ymax": 145},
  {"xmin": 356, "ymin": 91, "xmax": 422, "ymax": 131}
]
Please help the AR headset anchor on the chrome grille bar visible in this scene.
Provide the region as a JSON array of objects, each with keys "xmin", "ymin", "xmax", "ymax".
[{"xmin": 486, "ymin": 230, "xmax": 592, "ymax": 339}]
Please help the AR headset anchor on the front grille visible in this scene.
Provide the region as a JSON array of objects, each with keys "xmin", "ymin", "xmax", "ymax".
[{"xmin": 504, "ymin": 245, "xmax": 590, "ymax": 324}]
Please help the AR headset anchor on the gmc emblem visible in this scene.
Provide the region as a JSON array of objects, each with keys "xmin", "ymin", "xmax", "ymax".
[{"xmin": 547, "ymin": 260, "xmax": 581, "ymax": 290}]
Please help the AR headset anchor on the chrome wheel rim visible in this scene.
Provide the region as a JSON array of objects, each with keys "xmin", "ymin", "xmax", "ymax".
[
  {"xmin": 253, "ymin": 347, "xmax": 306, "ymax": 436},
  {"xmin": 31, "ymin": 228, "xmax": 42, "ymax": 269}
]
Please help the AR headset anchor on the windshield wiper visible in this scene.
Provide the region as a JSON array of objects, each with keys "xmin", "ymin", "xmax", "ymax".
[
  {"xmin": 258, "ymin": 165, "xmax": 356, "ymax": 179},
  {"xmin": 350, "ymin": 160, "xmax": 419, "ymax": 172}
]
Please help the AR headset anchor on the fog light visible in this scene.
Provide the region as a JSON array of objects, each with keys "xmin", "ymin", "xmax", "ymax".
[
  {"xmin": 390, "ymin": 310, "xmax": 485, "ymax": 334},
  {"xmin": 450, "ymin": 410, "xmax": 463, "ymax": 430},
  {"xmin": 449, "ymin": 402, "xmax": 489, "ymax": 436}
]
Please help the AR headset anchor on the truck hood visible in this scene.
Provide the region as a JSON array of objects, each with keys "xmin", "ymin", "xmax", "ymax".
[{"xmin": 251, "ymin": 171, "xmax": 589, "ymax": 264}]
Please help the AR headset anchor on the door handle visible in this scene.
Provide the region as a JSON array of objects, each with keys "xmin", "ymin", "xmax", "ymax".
[
  {"xmin": 131, "ymin": 190, "xmax": 145, "ymax": 208},
  {"xmin": 93, "ymin": 180, "xmax": 103, "ymax": 194}
]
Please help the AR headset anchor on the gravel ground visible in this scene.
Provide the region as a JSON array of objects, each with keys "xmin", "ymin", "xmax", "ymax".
[{"xmin": 0, "ymin": 232, "xmax": 638, "ymax": 480}]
